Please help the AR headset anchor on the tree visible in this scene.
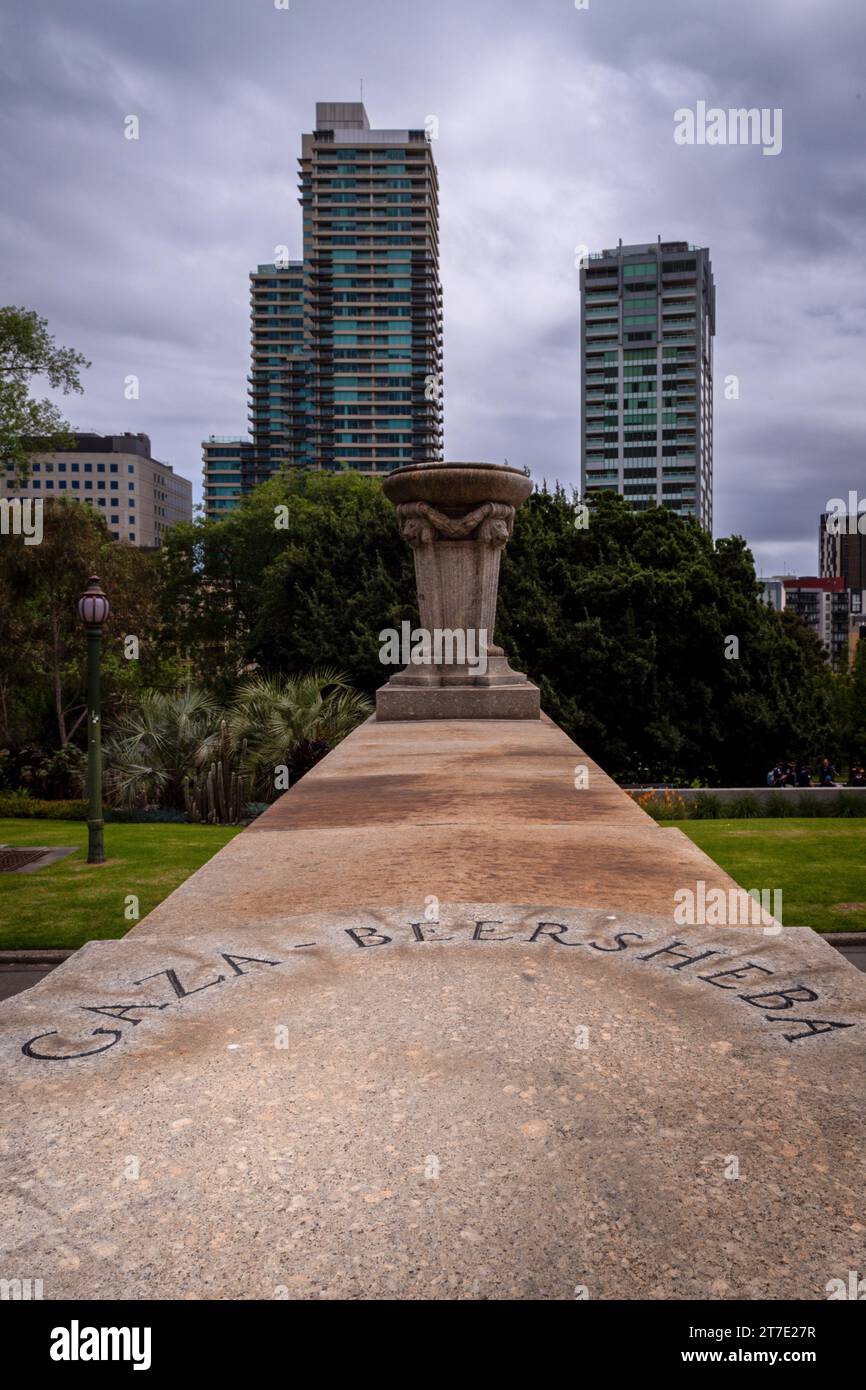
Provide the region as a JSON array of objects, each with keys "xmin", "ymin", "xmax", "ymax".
[
  {"xmin": 0, "ymin": 307, "xmax": 90, "ymax": 479},
  {"xmin": 156, "ymin": 471, "xmax": 415, "ymax": 695},
  {"xmin": 837, "ymin": 637, "xmax": 866, "ymax": 770},
  {"xmin": 497, "ymin": 488, "xmax": 837, "ymax": 783},
  {"xmin": 853, "ymin": 640, "xmax": 866, "ymax": 759},
  {"xmin": 144, "ymin": 475, "xmax": 846, "ymax": 786},
  {"xmin": 0, "ymin": 497, "xmax": 172, "ymax": 748}
]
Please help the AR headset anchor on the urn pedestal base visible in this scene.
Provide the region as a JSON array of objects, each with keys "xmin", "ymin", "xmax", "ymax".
[{"xmin": 376, "ymin": 680, "xmax": 540, "ymax": 722}]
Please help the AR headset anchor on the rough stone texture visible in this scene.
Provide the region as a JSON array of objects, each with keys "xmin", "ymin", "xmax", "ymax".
[
  {"xmin": 0, "ymin": 903, "xmax": 864, "ymax": 1301},
  {"xmin": 376, "ymin": 683, "xmax": 540, "ymax": 721},
  {"xmin": 1, "ymin": 716, "xmax": 864, "ymax": 1300},
  {"xmin": 376, "ymin": 462, "xmax": 540, "ymax": 719},
  {"xmin": 130, "ymin": 717, "xmax": 753, "ymax": 937}
]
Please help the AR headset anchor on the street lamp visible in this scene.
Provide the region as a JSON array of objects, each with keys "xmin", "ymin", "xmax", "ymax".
[{"xmin": 77, "ymin": 574, "xmax": 110, "ymax": 865}]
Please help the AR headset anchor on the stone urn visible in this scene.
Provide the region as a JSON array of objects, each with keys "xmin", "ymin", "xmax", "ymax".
[{"xmin": 375, "ymin": 461, "xmax": 540, "ymax": 720}]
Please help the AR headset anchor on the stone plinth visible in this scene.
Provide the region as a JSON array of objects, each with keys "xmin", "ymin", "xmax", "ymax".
[
  {"xmin": 1, "ymin": 716, "xmax": 864, "ymax": 1300},
  {"xmin": 1, "ymin": 902, "xmax": 864, "ymax": 1300},
  {"xmin": 376, "ymin": 462, "xmax": 540, "ymax": 720}
]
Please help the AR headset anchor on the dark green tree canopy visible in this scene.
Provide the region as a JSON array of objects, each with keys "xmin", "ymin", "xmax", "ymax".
[{"xmin": 154, "ymin": 474, "xmax": 841, "ymax": 785}]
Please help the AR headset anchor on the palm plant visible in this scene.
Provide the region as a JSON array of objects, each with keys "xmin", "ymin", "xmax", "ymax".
[
  {"xmin": 104, "ymin": 688, "xmax": 223, "ymax": 810},
  {"xmin": 228, "ymin": 668, "xmax": 372, "ymax": 798}
]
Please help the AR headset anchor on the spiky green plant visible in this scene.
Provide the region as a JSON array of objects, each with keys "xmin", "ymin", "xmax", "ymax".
[
  {"xmin": 228, "ymin": 668, "xmax": 372, "ymax": 798},
  {"xmin": 104, "ymin": 688, "xmax": 223, "ymax": 811}
]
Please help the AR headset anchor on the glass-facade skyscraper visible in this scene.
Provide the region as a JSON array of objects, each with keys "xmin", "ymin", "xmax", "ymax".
[
  {"xmin": 204, "ymin": 102, "xmax": 444, "ymax": 518},
  {"xmin": 580, "ymin": 239, "xmax": 715, "ymax": 530}
]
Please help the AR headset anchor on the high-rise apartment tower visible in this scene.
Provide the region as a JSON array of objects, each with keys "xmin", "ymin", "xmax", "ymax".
[
  {"xmin": 580, "ymin": 239, "xmax": 715, "ymax": 529},
  {"xmin": 204, "ymin": 102, "xmax": 443, "ymax": 517}
]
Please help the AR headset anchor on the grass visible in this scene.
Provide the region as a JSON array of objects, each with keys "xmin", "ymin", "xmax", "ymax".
[
  {"xmin": 674, "ymin": 818, "xmax": 866, "ymax": 934},
  {"xmin": 0, "ymin": 819, "xmax": 243, "ymax": 950}
]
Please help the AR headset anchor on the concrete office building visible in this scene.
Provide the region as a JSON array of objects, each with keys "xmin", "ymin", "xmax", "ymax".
[
  {"xmin": 581, "ymin": 239, "xmax": 715, "ymax": 529},
  {"xmin": 1, "ymin": 432, "xmax": 192, "ymax": 546},
  {"xmin": 203, "ymin": 101, "xmax": 444, "ymax": 518}
]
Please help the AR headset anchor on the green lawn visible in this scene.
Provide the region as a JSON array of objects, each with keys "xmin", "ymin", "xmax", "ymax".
[
  {"xmin": 0, "ymin": 819, "xmax": 243, "ymax": 949},
  {"xmin": 675, "ymin": 818, "xmax": 866, "ymax": 934}
]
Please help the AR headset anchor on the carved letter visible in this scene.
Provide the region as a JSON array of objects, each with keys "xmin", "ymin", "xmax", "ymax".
[{"xmin": 345, "ymin": 927, "xmax": 392, "ymax": 948}]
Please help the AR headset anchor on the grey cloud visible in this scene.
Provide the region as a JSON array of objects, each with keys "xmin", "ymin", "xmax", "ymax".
[{"xmin": 1, "ymin": 0, "xmax": 864, "ymax": 581}]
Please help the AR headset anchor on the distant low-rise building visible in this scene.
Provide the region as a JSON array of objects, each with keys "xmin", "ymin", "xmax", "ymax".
[
  {"xmin": 202, "ymin": 437, "xmax": 249, "ymax": 519},
  {"xmin": 760, "ymin": 574, "xmax": 851, "ymax": 666},
  {"xmin": 1, "ymin": 432, "xmax": 192, "ymax": 546},
  {"xmin": 758, "ymin": 576, "xmax": 786, "ymax": 612}
]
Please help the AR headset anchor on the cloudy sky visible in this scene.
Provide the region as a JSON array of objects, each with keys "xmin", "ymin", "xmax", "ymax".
[{"xmin": 2, "ymin": 0, "xmax": 864, "ymax": 574}]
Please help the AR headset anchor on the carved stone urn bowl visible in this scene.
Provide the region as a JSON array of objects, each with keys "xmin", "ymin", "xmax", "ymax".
[
  {"xmin": 376, "ymin": 461, "xmax": 540, "ymax": 720},
  {"xmin": 382, "ymin": 460, "xmax": 534, "ymax": 511}
]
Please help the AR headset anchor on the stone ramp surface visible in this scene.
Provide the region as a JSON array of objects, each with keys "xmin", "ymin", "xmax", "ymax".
[
  {"xmin": 1, "ymin": 905, "xmax": 864, "ymax": 1300},
  {"xmin": 132, "ymin": 717, "xmax": 749, "ymax": 938}
]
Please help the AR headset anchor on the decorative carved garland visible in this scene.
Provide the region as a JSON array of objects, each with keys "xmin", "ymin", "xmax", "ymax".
[{"xmin": 396, "ymin": 501, "xmax": 514, "ymax": 547}]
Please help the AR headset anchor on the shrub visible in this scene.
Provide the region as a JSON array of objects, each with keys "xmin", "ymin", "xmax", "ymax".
[
  {"xmin": 632, "ymin": 787, "xmax": 689, "ymax": 820},
  {"xmin": 761, "ymin": 791, "xmax": 799, "ymax": 818},
  {"xmin": 0, "ymin": 794, "xmax": 88, "ymax": 819},
  {"xmin": 0, "ymin": 745, "xmax": 85, "ymax": 798}
]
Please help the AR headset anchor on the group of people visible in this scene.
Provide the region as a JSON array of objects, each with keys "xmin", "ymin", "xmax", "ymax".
[{"xmin": 767, "ymin": 758, "xmax": 866, "ymax": 788}]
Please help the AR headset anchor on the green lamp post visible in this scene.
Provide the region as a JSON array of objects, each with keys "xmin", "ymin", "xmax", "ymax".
[{"xmin": 77, "ymin": 575, "xmax": 110, "ymax": 865}]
